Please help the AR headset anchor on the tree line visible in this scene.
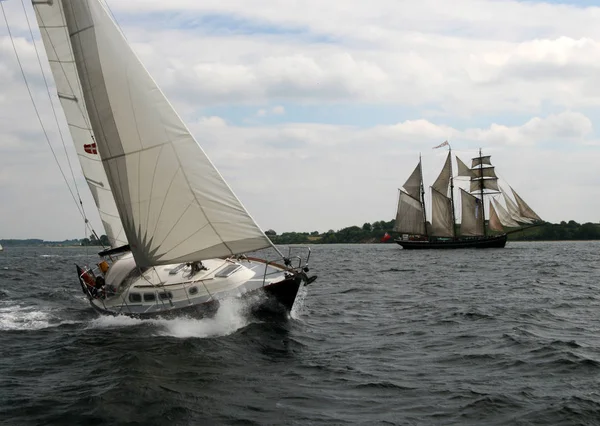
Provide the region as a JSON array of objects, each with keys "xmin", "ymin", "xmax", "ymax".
[
  {"xmin": 2, "ymin": 220, "xmax": 599, "ymax": 247},
  {"xmin": 266, "ymin": 220, "xmax": 600, "ymax": 244}
]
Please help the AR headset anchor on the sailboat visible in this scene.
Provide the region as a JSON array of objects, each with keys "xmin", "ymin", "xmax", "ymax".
[
  {"xmin": 20, "ymin": 0, "xmax": 316, "ymax": 318},
  {"xmin": 393, "ymin": 146, "xmax": 542, "ymax": 249}
]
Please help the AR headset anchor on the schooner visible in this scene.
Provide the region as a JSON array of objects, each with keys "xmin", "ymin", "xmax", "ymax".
[{"xmin": 393, "ymin": 145, "xmax": 542, "ymax": 249}]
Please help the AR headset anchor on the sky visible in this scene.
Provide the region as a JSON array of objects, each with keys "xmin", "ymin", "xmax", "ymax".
[{"xmin": 1, "ymin": 0, "xmax": 600, "ymax": 241}]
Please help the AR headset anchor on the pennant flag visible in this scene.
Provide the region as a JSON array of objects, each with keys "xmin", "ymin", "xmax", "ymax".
[
  {"xmin": 381, "ymin": 232, "xmax": 391, "ymax": 243},
  {"xmin": 432, "ymin": 141, "xmax": 449, "ymax": 149},
  {"xmin": 84, "ymin": 143, "xmax": 98, "ymax": 154}
]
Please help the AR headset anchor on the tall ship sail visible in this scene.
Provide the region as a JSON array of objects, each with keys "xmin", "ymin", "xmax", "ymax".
[
  {"xmin": 11, "ymin": 0, "xmax": 318, "ymax": 318},
  {"xmin": 394, "ymin": 144, "xmax": 543, "ymax": 249}
]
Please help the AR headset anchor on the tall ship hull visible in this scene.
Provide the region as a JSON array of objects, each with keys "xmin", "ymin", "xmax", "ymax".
[
  {"xmin": 395, "ymin": 234, "xmax": 507, "ymax": 250},
  {"xmin": 392, "ymin": 143, "xmax": 542, "ymax": 249}
]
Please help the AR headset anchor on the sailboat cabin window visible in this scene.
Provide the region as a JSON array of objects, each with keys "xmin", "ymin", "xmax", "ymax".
[
  {"xmin": 215, "ymin": 264, "xmax": 242, "ymax": 278},
  {"xmin": 188, "ymin": 287, "xmax": 198, "ymax": 295},
  {"xmin": 143, "ymin": 293, "xmax": 156, "ymax": 302},
  {"xmin": 129, "ymin": 293, "xmax": 141, "ymax": 303},
  {"xmin": 159, "ymin": 291, "xmax": 173, "ymax": 300}
]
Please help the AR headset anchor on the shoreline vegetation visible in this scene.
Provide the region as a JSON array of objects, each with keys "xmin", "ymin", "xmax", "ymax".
[{"xmin": 2, "ymin": 220, "xmax": 599, "ymax": 247}]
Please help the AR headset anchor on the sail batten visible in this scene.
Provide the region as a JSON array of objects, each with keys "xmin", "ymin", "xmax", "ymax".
[{"xmin": 52, "ymin": 0, "xmax": 273, "ymax": 266}]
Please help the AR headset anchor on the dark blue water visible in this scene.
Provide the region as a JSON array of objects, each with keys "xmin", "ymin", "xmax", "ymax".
[{"xmin": 1, "ymin": 242, "xmax": 600, "ymax": 425}]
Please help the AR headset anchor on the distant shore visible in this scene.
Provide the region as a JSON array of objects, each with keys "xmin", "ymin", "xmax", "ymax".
[{"xmin": 2, "ymin": 220, "xmax": 599, "ymax": 247}]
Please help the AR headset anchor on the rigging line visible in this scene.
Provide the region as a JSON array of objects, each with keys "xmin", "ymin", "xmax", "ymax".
[
  {"xmin": 1, "ymin": 2, "xmax": 91, "ymax": 227},
  {"xmin": 20, "ymin": 0, "xmax": 89, "ymax": 221},
  {"xmin": 101, "ymin": 0, "xmax": 126, "ymax": 39}
]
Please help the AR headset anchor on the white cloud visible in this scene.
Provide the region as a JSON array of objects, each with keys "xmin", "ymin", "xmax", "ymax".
[
  {"xmin": 271, "ymin": 105, "xmax": 285, "ymax": 115},
  {"xmin": 183, "ymin": 113, "xmax": 599, "ymax": 232},
  {"xmin": 1, "ymin": 0, "xmax": 600, "ymax": 240}
]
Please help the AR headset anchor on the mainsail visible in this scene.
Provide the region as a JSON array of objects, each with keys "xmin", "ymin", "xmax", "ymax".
[
  {"xmin": 431, "ymin": 188, "xmax": 454, "ymax": 237},
  {"xmin": 430, "ymin": 152, "xmax": 454, "ymax": 237},
  {"xmin": 460, "ymin": 188, "xmax": 484, "ymax": 236},
  {"xmin": 33, "ymin": 1, "xmax": 125, "ymax": 248},
  {"xmin": 394, "ymin": 160, "xmax": 426, "ymax": 235},
  {"xmin": 394, "ymin": 192, "xmax": 426, "ymax": 235},
  {"xmin": 34, "ymin": 0, "xmax": 273, "ymax": 267}
]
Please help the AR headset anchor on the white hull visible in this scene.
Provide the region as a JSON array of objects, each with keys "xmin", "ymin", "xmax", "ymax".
[{"xmin": 78, "ymin": 252, "xmax": 312, "ymax": 318}]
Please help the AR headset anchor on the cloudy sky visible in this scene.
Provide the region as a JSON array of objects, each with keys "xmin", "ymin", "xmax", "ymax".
[{"xmin": 1, "ymin": 0, "xmax": 599, "ymax": 241}]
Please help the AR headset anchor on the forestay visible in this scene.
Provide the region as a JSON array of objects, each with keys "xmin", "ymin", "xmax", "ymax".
[{"xmin": 41, "ymin": 0, "xmax": 273, "ymax": 267}]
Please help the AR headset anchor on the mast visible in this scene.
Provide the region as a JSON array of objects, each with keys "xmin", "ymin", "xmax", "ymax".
[
  {"xmin": 478, "ymin": 148, "xmax": 487, "ymax": 236},
  {"xmin": 449, "ymin": 147, "xmax": 456, "ymax": 238},
  {"xmin": 419, "ymin": 153, "xmax": 429, "ymax": 238}
]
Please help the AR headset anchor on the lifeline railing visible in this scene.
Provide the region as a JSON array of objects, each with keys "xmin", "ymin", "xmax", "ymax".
[{"xmin": 260, "ymin": 246, "xmax": 312, "ymax": 286}]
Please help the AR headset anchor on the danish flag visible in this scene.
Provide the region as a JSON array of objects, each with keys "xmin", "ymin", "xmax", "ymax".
[{"xmin": 84, "ymin": 143, "xmax": 98, "ymax": 154}]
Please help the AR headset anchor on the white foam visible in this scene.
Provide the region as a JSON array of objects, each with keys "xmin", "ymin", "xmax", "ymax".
[
  {"xmin": 86, "ymin": 297, "xmax": 252, "ymax": 339},
  {"xmin": 155, "ymin": 297, "xmax": 251, "ymax": 338},
  {"xmin": 0, "ymin": 305, "xmax": 80, "ymax": 331},
  {"xmin": 88, "ymin": 314, "xmax": 146, "ymax": 329},
  {"xmin": 290, "ymin": 284, "xmax": 308, "ymax": 320}
]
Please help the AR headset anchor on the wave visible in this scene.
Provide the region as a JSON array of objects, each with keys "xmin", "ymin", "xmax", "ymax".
[
  {"xmin": 0, "ymin": 305, "xmax": 81, "ymax": 331},
  {"xmin": 87, "ymin": 297, "xmax": 253, "ymax": 339}
]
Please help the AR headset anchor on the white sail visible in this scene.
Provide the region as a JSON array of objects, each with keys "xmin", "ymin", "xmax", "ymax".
[
  {"xmin": 54, "ymin": 0, "xmax": 273, "ymax": 267},
  {"xmin": 431, "ymin": 188, "xmax": 454, "ymax": 237},
  {"xmin": 470, "ymin": 179, "xmax": 499, "ymax": 193},
  {"xmin": 473, "ymin": 167, "xmax": 497, "ymax": 179},
  {"xmin": 460, "ymin": 189, "xmax": 484, "ymax": 236},
  {"xmin": 456, "ymin": 156, "xmax": 474, "ymax": 178},
  {"xmin": 33, "ymin": 1, "xmax": 126, "ymax": 248},
  {"xmin": 511, "ymin": 187, "xmax": 542, "ymax": 222},
  {"xmin": 472, "ymin": 155, "xmax": 492, "ymax": 168},
  {"xmin": 488, "ymin": 202, "xmax": 504, "ymax": 232},
  {"xmin": 503, "ymin": 192, "xmax": 532, "ymax": 224},
  {"xmin": 0, "ymin": 243, "xmax": 3, "ymax": 252},
  {"xmin": 432, "ymin": 152, "xmax": 451, "ymax": 195},
  {"xmin": 492, "ymin": 198, "xmax": 520, "ymax": 227},
  {"xmin": 403, "ymin": 162, "xmax": 422, "ymax": 200},
  {"xmin": 394, "ymin": 191, "xmax": 426, "ymax": 235}
]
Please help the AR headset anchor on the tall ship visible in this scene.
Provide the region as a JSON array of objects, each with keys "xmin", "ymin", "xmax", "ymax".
[{"xmin": 393, "ymin": 144, "xmax": 542, "ymax": 249}]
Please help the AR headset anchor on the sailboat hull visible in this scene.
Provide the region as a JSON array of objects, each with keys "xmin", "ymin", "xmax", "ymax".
[
  {"xmin": 86, "ymin": 275, "xmax": 303, "ymax": 320},
  {"xmin": 77, "ymin": 255, "xmax": 311, "ymax": 320},
  {"xmin": 395, "ymin": 234, "xmax": 507, "ymax": 249}
]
